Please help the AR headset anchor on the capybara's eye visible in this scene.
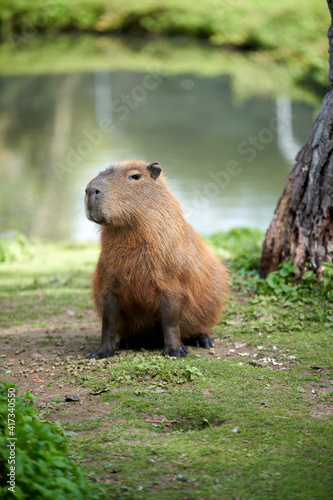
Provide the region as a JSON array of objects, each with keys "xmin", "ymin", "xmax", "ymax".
[{"xmin": 129, "ymin": 174, "xmax": 142, "ymax": 180}]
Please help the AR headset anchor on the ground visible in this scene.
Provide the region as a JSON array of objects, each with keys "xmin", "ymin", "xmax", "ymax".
[{"xmin": 0, "ymin": 235, "xmax": 332, "ymax": 499}]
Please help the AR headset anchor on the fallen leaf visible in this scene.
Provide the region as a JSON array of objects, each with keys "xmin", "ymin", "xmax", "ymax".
[{"xmin": 90, "ymin": 387, "xmax": 109, "ymax": 395}]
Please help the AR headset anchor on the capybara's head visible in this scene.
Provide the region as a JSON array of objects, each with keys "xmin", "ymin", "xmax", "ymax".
[{"xmin": 85, "ymin": 159, "xmax": 164, "ymax": 228}]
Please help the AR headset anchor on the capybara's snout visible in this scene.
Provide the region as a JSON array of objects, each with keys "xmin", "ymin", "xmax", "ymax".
[{"xmin": 85, "ymin": 178, "xmax": 106, "ymax": 224}]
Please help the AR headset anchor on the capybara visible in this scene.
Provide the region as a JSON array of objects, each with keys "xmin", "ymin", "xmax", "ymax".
[{"xmin": 85, "ymin": 159, "xmax": 229, "ymax": 358}]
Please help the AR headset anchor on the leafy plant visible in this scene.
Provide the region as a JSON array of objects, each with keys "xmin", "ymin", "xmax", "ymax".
[
  {"xmin": 255, "ymin": 260, "xmax": 333, "ymax": 301},
  {"xmin": 0, "ymin": 234, "xmax": 34, "ymax": 263},
  {"xmin": 207, "ymin": 229, "xmax": 333, "ymax": 302},
  {"xmin": 0, "ymin": 381, "xmax": 99, "ymax": 500}
]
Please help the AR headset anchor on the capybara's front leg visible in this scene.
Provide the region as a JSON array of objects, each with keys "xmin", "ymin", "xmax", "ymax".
[
  {"xmin": 160, "ymin": 294, "xmax": 187, "ymax": 358},
  {"xmin": 86, "ymin": 294, "xmax": 120, "ymax": 359}
]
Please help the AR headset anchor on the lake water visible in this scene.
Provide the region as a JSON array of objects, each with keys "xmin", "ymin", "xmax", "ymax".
[{"xmin": 0, "ymin": 71, "xmax": 317, "ymax": 240}]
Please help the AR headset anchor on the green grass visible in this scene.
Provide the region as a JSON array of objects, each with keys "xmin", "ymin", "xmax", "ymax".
[
  {"xmin": 0, "ymin": 237, "xmax": 99, "ymax": 328},
  {"xmin": 0, "ymin": 0, "xmax": 330, "ymax": 101},
  {"xmin": 63, "ymin": 349, "xmax": 333, "ymax": 498},
  {"xmin": 0, "ymin": 229, "xmax": 332, "ymax": 499}
]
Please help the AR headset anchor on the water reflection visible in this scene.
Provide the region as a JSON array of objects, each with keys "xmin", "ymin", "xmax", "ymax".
[{"xmin": 0, "ymin": 72, "xmax": 315, "ymax": 240}]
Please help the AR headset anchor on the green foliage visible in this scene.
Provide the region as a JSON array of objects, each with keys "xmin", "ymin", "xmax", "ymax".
[
  {"xmin": 208, "ymin": 227, "xmax": 264, "ymax": 261},
  {"xmin": 207, "ymin": 228, "xmax": 333, "ymax": 302},
  {"xmin": 0, "ymin": 0, "xmax": 329, "ymax": 94},
  {"xmin": 235, "ymin": 259, "xmax": 333, "ymax": 302},
  {"xmin": 208, "ymin": 227, "xmax": 264, "ymax": 281},
  {"xmin": 258, "ymin": 261, "xmax": 333, "ymax": 301},
  {"xmin": 0, "ymin": 380, "xmax": 99, "ymax": 500},
  {"xmin": 0, "ymin": 234, "xmax": 34, "ymax": 263}
]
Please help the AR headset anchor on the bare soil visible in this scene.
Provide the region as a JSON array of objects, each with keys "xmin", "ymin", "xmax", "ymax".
[{"xmin": 1, "ymin": 314, "xmax": 331, "ymax": 426}]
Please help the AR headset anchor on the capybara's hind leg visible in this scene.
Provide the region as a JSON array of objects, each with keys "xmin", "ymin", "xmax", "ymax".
[
  {"xmin": 186, "ymin": 333, "xmax": 213, "ymax": 349},
  {"xmin": 116, "ymin": 338, "xmax": 132, "ymax": 350},
  {"xmin": 160, "ymin": 294, "xmax": 188, "ymax": 358},
  {"xmin": 87, "ymin": 294, "xmax": 121, "ymax": 359}
]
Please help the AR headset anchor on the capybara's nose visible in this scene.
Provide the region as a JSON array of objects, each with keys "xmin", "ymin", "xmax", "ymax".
[{"xmin": 85, "ymin": 186, "xmax": 102, "ymax": 197}]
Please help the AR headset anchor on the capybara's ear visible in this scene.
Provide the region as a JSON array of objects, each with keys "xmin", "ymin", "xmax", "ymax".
[{"xmin": 147, "ymin": 162, "xmax": 161, "ymax": 180}]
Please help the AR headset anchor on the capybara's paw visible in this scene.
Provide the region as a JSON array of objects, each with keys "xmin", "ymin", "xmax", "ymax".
[
  {"xmin": 185, "ymin": 333, "xmax": 213, "ymax": 348},
  {"xmin": 116, "ymin": 339, "xmax": 131, "ymax": 350},
  {"xmin": 163, "ymin": 344, "xmax": 188, "ymax": 358},
  {"xmin": 195, "ymin": 334, "xmax": 213, "ymax": 349},
  {"xmin": 86, "ymin": 348, "xmax": 114, "ymax": 359}
]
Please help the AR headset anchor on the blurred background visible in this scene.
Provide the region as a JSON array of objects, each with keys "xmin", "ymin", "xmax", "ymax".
[{"xmin": 0, "ymin": 0, "xmax": 329, "ymax": 240}]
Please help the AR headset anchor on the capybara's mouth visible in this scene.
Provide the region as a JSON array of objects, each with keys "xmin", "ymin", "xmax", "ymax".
[
  {"xmin": 85, "ymin": 194, "xmax": 106, "ymax": 224},
  {"xmin": 86, "ymin": 212, "xmax": 106, "ymax": 224},
  {"xmin": 85, "ymin": 204, "xmax": 106, "ymax": 225}
]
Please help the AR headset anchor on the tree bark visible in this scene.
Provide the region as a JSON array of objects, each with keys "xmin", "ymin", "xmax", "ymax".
[{"xmin": 260, "ymin": 1, "xmax": 333, "ymax": 278}]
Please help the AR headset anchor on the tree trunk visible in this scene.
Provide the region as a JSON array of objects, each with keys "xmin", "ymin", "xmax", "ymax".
[{"xmin": 260, "ymin": 1, "xmax": 333, "ymax": 278}]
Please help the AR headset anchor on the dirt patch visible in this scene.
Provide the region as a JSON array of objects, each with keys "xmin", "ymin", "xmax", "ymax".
[
  {"xmin": 0, "ymin": 314, "xmax": 294, "ymax": 428},
  {"xmin": 0, "ymin": 314, "xmax": 115, "ymax": 427},
  {"xmin": 299, "ymin": 378, "xmax": 333, "ymax": 419}
]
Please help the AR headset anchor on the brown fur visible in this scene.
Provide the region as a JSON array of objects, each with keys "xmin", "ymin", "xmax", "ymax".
[{"xmin": 85, "ymin": 159, "xmax": 229, "ymax": 358}]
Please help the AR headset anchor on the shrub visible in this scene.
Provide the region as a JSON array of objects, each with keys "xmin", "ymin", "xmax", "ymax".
[
  {"xmin": 0, "ymin": 234, "xmax": 34, "ymax": 263},
  {"xmin": 208, "ymin": 228, "xmax": 333, "ymax": 302},
  {"xmin": 0, "ymin": 380, "xmax": 99, "ymax": 500}
]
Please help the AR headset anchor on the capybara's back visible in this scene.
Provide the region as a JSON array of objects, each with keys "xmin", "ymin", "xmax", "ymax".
[{"xmin": 85, "ymin": 159, "xmax": 229, "ymax": 358}]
